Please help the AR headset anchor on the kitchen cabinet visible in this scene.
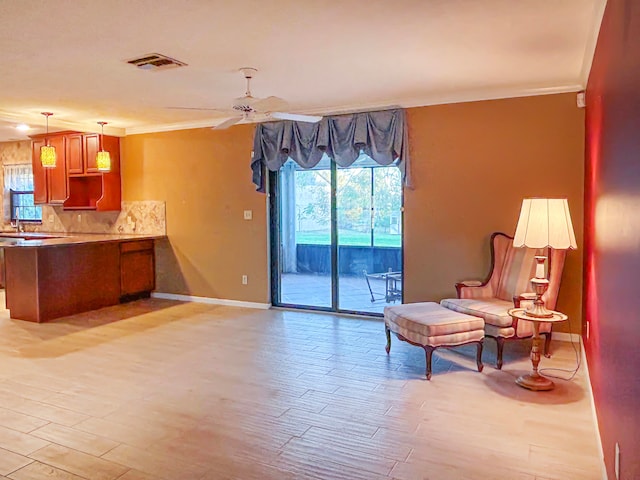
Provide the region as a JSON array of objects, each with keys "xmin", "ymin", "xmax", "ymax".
[
  {"xmin": 67, "ymin": 133, "xmax": 108, "ymax": 176},
  {"xmin": 31, "ymin": 134, "xmax": 68, "ymax": 205},
  {"xmin": 65, "ymin": 133, "xmax": 84, "ymax": 174},
  {"xmin": 63, "ymin": 133, "xmax": 120, "ymax": 211},
  {"xmin": 120, "ymin": 240, "xmax": 155, "ymax": 300},
  {"xmin": 31, "ymin": 131, "xmax": 121, "ymax": 211},
  {"xmin": 4, "ymin": 236, "xmax": 158, "ymax": 322}
]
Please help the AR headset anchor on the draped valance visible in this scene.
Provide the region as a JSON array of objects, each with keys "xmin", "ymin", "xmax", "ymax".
[{"xmin": 251, "ymin": 108, "xmax": 410, "ymax": 192}]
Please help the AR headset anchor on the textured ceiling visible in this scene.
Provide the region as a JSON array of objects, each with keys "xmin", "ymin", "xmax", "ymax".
[{"xmin": 0, "ymin": 0, "xmax": 605, "ymax": 141}]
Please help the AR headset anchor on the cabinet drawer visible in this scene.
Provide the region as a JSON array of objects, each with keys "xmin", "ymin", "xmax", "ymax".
[{"xmin": 120, "ymin": 240, "xmax": 154, "ymax": 253}]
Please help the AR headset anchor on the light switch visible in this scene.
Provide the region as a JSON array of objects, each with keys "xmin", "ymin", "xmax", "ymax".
[{"xmin": 243, "ymin": 210, "xmax": 252, "ymax": 220}]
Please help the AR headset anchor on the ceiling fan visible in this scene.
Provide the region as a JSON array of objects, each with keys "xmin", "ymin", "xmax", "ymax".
[{"xmin": 170, "ymin": 68, "xmax": 322, "ymax": 129}]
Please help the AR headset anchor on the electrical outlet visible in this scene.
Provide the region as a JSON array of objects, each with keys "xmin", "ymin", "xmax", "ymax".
[
  {"xmin": 77, "ymin": 214, "xmax": 81, "ymax": 223},
  {"xmin": 242, "ymin": 275, "xmax": 248, "ymax": 285},
  {"xmin": 586, "ymin": 321, "xmax": 590, "ymax": 340},
  {"xmin": 243, "ymin": 210, "xmax": 252, "ymax": 220},
  {"xmin": 615, "ymin": 442, "xmax": 620, "ymax": 480}
]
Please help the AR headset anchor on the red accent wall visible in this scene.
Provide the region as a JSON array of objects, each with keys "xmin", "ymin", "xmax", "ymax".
[{"xmin": 585, "ymin": 0, "xmax": 640, "ymax": 478}]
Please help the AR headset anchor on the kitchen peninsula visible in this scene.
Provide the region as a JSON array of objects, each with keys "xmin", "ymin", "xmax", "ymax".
[{"xmin": 3, "ymin": 233, "xmax": 161, "ymax": 322}]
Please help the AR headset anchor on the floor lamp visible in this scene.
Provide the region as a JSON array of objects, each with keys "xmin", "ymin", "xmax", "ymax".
[{"xmin": 513, "ymin": 198, "xmax": 577, "ymax": 317}]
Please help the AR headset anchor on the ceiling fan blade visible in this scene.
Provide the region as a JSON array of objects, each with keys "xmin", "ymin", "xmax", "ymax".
[
  {"xmin": 166, "ymin": 106, "xmax": 226, "ymax": 112},
  {"xmin": 213, "ymin": 116, "xmax": 243, "ymax": 130},
  {"xmin": 253, "ymin": 96, "xmax": 288, "ymax": 112},
  {"xmin": 270, "ymin": 112, "xmax": 323, "ymax": 123}
]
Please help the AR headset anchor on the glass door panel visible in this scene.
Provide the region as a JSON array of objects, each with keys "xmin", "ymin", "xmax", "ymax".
[
  {"xmin": 277, "ymin": 161, "xmax": 332, "ymax": 308},
  {"xmin": 336, "ymin": 161, "xmax": 403, "ymax": 314}
]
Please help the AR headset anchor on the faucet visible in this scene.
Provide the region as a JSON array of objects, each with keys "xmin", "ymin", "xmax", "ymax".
[{"xmin": 11, "ymin": 208, "xmax": 23, "ymax": 233}]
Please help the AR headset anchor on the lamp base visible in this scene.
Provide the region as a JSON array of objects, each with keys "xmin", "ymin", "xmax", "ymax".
[
  {"xmin": 525, "ymin": 258, "xmax": 553, "ymax": 318},
  {"xmin": 525, "ymin": 302, "xmax": 554, "ymax": 318},
  {"xmin": 516, "ymin": 373, "xmax": 555, "ymax": 391}
]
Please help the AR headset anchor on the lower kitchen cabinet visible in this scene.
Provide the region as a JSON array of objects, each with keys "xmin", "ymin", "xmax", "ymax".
[
  {"xmin": 120, "ymin": 240, "xmax": 155, "ymax": 300},
  {"xmin": 4, "ymin": 237, "xmax": 158, "ymax": 322}
]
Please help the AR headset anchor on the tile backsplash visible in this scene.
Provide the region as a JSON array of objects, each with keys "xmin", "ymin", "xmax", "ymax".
[{"xmin": 39, "ymin": 201, "xmax": 166, "ymax": 235}]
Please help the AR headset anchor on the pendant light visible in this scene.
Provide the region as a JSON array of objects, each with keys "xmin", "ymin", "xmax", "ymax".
[
  {"xmin": 40, "ymin": 112, "xmax": 56, "ymax": 168},
  {"xmin": 96, "ymin": 121, "xmax": 111, "ymax": 172}
]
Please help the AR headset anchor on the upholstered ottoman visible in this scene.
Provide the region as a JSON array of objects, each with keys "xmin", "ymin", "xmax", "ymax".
[{"xmin": 384, "ymin": 302, "xmax": 485, "ymax": 380}]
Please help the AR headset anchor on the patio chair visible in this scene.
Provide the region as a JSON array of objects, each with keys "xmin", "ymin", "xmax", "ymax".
[{"xmin": 364, "ymin": 268, "xmax": 402, "ymax": 303}]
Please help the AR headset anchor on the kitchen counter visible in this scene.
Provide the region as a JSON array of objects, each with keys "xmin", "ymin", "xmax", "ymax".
[
  {"xmin": 0, "ymin": 232, "xmax": 163, "ymax": 248},
  {"xmin": 2, "ymin": 233, "xmax": 163, "ymax": 322}
]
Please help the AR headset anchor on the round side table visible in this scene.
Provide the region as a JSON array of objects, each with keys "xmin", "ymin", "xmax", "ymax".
[{"xmin": 507, "ymin": 308, "xmax": 568, "ymax": 391}]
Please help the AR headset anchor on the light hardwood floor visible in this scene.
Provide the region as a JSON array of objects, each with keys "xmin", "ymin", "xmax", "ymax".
[{"xmin": 0, "ymin": 296, "xmax": 602, "ymax": 479}]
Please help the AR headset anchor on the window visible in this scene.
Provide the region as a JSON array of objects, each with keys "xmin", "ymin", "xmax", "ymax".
[
  {"xmin": 10, "ymin": 190, "xmax": 41, "ymax": 221},
  {"xmin": 3, "ymin": 164, "xmax": 42, "ymax": 222}
]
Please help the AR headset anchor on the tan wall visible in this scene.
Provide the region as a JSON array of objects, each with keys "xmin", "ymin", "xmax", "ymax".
[
  {"xmin": 404, "ymin": 93, "xmax": 584, "ymax": 332},
  {"xmin": 121, "ymin": 93, "xmax": 585, "ymax": 331},
  {"xmin": 121, "ymin": 125, "xmax": 269, "ymax": 303}
]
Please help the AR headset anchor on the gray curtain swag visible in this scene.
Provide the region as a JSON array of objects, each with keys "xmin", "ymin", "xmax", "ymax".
[{"xmin": 251, "ymin": 108, "xmax": 410, "ymax": 192}]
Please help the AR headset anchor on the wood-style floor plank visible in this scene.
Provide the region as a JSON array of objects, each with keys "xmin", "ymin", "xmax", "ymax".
[
  {"xmin": 0, "ymin": 297, "xmax": 602, "ymax": 479},
  {"xmin": 28, "ymin": 444, "xmax": 128, "ymax": 480},
  {"xmin": 8, "ymin": 461, "xmax": 86, "ymax": 480},
  {"xmin": 0, "ymin": 447, "xmax": 32, "ymax": 477}
]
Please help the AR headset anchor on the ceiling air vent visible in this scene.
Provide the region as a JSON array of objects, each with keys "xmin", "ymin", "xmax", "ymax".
[{"xmin": 126, "ymin": 53, "xmax": 187, "ymax": 71}]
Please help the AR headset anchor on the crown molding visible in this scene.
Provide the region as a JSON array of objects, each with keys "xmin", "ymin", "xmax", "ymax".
[
  {"xmin": 315, "ymin": 84, "xmax": 584, "ymax": 115},
  {"xmin": 1, "ymin": 83, "xmax": 586, "ymax": 141},
  {"xmin": 0, "ymin": 110, "xmax": 126, "ymax": 138},
  {"xmin": 123, "ymin": 84, "xmax": 583, "ymax": 136},
  {"xmin": 125, "ymin": 117, "xmax": 229, "ymax": 135},
  {"xmin": 580, "ymin": 0, "xmax": 607, "ymax": 87}
]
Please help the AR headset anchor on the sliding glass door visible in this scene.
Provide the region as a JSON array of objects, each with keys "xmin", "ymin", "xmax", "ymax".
[{"xmin": 270, "ymin": 155, "xmax": 403, "ymax": 315}]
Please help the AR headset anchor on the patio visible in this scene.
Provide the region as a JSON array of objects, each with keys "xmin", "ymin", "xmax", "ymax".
[{"xmin": 280, "ymin": 272, "xmax": 402, "ymax": 314}]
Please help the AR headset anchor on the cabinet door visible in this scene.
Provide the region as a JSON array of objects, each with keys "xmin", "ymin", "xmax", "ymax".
[
  {"xmin": 31, "ymin": 139, "xmax": 47, "ymax": 205},
  {"xmin": 66, "ymin": 134, "xmax": 84, "ymax": 175},
  {"xmin": 84, "ymin": 134, "xmax": 100, "ymax": 173},
  {"xmin": 121, "ymin": 249, "xmax": 155, "ymax": 297},
  {"xmin": 46, "ymin": 135, "xmax": 68, "ymax": 204}
]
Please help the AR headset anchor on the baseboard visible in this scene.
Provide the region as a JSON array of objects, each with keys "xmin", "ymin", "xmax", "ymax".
[
  {"xmin": 553, "ymin": 331, "xmax": 582, "ymax": 342},
  {"xmin": 581, "ymin": 341, "xmax": 608, "ymax": 480},
  {"xmin": 151, "ymin": 292, "xmax": 271, "ymax": 310}
]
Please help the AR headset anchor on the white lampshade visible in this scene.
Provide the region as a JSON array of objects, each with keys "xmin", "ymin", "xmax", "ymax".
[{"xmin": 513, "ymin": 198, "xmax": 577, "ymax": 249}]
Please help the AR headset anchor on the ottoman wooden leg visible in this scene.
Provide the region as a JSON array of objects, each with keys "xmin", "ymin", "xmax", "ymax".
[
  {"xmin": 476, "ymin": 341, "xmax": 484, "ymax": 372},
  {"xmin": 423, "ymin": 346, "xmax": 434, "ymax": 380},
  {"xmin": 385, "ymin": 326, "xmax": 391, "ymax": 354}
]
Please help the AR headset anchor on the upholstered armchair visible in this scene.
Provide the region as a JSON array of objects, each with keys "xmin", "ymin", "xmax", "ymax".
[{"xmin": 440, "ymin": 232, "xmax": 567, "ymax": 369}]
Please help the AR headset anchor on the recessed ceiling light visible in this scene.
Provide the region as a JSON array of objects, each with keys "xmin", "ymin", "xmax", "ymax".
[{"xmin": 16, "ymin": 124, "xmax": 30, "ymax": 131}]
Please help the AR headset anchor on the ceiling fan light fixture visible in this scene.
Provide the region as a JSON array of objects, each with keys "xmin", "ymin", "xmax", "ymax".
[
  {"xmin": 172, "ymin": 67, "xmax": 316, "ymax": 130},
  {"xmin": 40, "ymin": 112, "xmax": 56, "ymax": 168}
]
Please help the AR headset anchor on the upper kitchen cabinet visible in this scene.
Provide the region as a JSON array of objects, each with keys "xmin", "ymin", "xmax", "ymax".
[
  {"xmin": 31, "ymin": 133, "xmax": 68, "ymax": 205},
  {"xmin": 65, "ymin": 133, "xmax": 84, "ymax": 175},
  {"xmin": 67, "ymin": 133, "xmax": 118, "ymax": 176},
  {"xmin": 31, "ymin": 131, "xmax": 121, "ymax": 211},
  {"xmin": 64, "ymin": 133, "xmax": 121, "ymax": 211}
]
